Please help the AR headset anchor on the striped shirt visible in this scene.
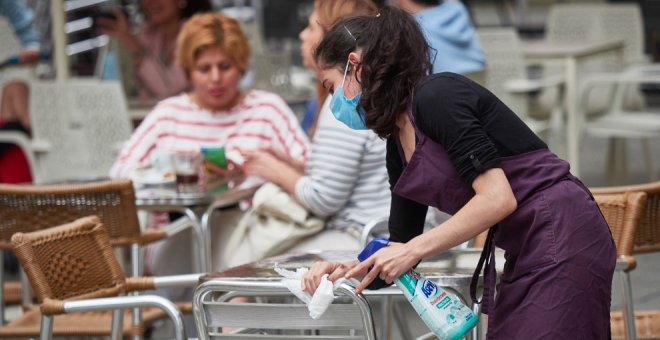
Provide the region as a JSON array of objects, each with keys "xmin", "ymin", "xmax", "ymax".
[
  {"xmin": 110, "ymin": 90, "xmax": 309, "ymax": 178},
  {"xmin": 295, "ymin": 97, "xmax": 391, "ymax": 232}
]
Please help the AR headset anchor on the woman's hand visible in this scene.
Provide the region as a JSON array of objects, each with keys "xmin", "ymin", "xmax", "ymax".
[
  {"xmin": 204, "ymin": 160, "xmax": 243, "ymax": 179},
  {"xmin": 302, "ymin": 260, "xmax": 358, "ymax": 295},
  {"xmin": 241, "ymin": 149, "xmax": 286, "ymax": 182},
  {"xmin": 95, "ymin": 9, "xmax": 142, "ymax": 55},
  {"xmin": 344, "ymin": 242, "xmax": 419, "ymax": 294}
]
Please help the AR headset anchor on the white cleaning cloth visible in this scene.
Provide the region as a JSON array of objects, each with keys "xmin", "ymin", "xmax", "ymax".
[{"xmin": 274, "ymin": 266, "xmax": 347, "ymax": 319}]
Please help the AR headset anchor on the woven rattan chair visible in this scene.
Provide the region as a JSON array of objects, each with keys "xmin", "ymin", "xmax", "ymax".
[
  {"xmin": 592, "ymin": 181, "xmax": 660, "ymax": 339},
  {"xmin": 594, "ymin": 191, "xmax": 648, "ymax": 340},
  {"xmin": 0, "ymin": 180, "xmax": 193, "ymax": 329},
  {"xmin": 0, "ymin": 216, "xmax": 199, "ymax": 339}
]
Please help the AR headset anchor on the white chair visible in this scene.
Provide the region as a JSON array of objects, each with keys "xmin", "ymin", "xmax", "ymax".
[
  {"xmin": 477, "ymin": 28, "xmax": 564, "ymax": 140},
  {"xmin": 578, "ymin": 65, "xmax": 660, "ymax": 182},
  {"xmin": 540, "ymin": 3, "xmax": 648, "ymax": 118},
  {"xmin": 0, "ymin": 79, "xmax": 132, "ymax": 184},
  {"xmin": 193, "ymin": 279, "xmax": 376, "ymax": 340}
]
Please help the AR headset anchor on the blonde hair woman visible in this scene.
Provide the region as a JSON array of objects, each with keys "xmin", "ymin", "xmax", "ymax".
[
  {"xmin": 110, "ymin": 13, "xmax": 309, "ymax": 296},
  {"xmin": 111, "ymin": 12, "xmax": 308, "ymax": 179}
]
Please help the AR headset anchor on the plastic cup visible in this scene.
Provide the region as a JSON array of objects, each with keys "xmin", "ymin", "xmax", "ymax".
[{"xmin": 172, "ymin": 150, "xmax": 202, "ymax": 194}]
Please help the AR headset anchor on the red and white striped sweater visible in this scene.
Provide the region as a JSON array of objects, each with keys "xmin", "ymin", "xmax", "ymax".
[{"xmin": 110, "ymin": 90, "xmax": 309, "ymax": 178}]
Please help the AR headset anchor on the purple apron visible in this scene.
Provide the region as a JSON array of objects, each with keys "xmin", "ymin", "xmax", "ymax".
[{"xmin": 393, "ymin": 113, "xmax": 616, "ymax": 339}]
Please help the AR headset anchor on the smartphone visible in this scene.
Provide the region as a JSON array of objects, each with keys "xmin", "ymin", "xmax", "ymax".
[{"xmin": 201, "ymin": 146, "xmax": 228, "ymax": 169}]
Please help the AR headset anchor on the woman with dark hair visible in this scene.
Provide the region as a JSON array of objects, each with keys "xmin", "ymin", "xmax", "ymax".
[
  {"xmin": 301, "ymin": 6, "xmax": 616, "ymax": 338},
  {"xmin": 96, "ymin": 0, "xmax": 212, "ymax": 100}
]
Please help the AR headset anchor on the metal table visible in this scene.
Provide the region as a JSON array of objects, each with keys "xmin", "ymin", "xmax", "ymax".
[
  {"xmin": 136, "ymin": 176, "xmax": 261, "ymax": 272},
  {"xmin": 200, "ymin": 249, "xmax": 505, "ymax": 340}
]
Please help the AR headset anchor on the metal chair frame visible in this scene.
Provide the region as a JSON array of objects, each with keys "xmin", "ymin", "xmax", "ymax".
[{"xmin": 194, "ymin": 279, "xmax": 376, "ymax": 340}]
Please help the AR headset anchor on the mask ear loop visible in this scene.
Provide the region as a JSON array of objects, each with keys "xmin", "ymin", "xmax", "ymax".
[{"xmin": 340, "ymin": 59, "xmax": 350, "ymax": 89}]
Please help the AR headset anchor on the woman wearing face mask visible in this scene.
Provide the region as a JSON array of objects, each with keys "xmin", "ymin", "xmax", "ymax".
[
  {"xmin": 96, "ymin": 0, "xmax": 211, "ymax": 101},
  {"xmin": 225, "ymin": 0, "xmax": 391, "ymax": 269},
  {"xmin": 302, "ymin": 7, "xmax": 616, "ymax": 338}
]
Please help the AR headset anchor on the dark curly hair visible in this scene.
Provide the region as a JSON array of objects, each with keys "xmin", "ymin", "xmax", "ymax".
[{"xmin": 314, "ymin": 6, "xmax": 431, "ymax": 138}]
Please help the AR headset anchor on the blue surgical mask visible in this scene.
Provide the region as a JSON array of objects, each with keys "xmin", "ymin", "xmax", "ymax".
[{"xmin": 329, "ymin": 60, "xmax": 368, "ymax": 130}]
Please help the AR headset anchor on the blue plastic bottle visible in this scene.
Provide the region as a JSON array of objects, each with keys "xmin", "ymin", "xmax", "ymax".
[{"xmin": 358, "ymin": 238, "xmax": 478, "ymax": 340}]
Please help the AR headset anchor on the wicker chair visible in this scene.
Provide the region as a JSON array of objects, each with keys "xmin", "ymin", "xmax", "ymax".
[
  {"xmin": 1, "ymin": 216, "xmax": 196, "ymax": 339},
  {"xmin": 592, "ymin": 181, "xmax": 660, "ymax": 339},
  {"xmin": 0, "ymin": 180, "xmax": 193, "ymax": 331},
  {"xmin": 593, "ymin": 191, "xmax": 648, "ymax": 340}
]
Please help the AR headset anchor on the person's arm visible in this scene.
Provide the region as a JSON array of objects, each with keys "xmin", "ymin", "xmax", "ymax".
[
  {"xmin": 241, "ymin": 149, "xmax": 302, "ymax": 194},
  {"xmin": 293, "ymin": 120, "xmax": 371, "ymax": 217},
  {"xmin": 1, "ymin": 0, "xmax": 40, "ymax": 63},
  {"xmin": 346, "ymin": 168, "xmax": 516, "ymax": 293},
  {"xmin": 301, "ymin": 139, "xmax": 428, "ymax": 293},
  {"xmin": 95, "ymin": 9, "xmax": 141, "ymax": 55}
]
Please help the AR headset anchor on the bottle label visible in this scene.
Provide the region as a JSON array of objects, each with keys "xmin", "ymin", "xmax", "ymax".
[
  {"xmin": 397, "ymin": 269, "xmax": 419, "ymax": 296},
  {"xmin": 397, "ymin": 270, "xmax": 478, "ymax": 340}
]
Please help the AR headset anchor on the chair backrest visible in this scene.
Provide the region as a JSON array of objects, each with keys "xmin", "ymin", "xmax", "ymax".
[
  {"xmin": 10, "ymin": 216, "xmax": 127, "ymax": 306},
  {"xmin": 28, "ymin": 80, "xmax": 132, "ymax": 184},
  {"xmin": 194, "ymin": 280, "xmax": 376, "ymax": 340},
  {"xmin": 593, "ymin": 191, "xmax": 647, "ymax": 257},
  {"xmin": 476, "ymin": 28, "xmax": 528, "ymax": 119},
  {"xmin": 594, "ymin": 3, "xmax": 646, "ymax": 67},
  {"xmin": 545, "ymin": 4, "xmax": 601, "ymax": 45},
  {"xmin": 0, "ymin": 180, "xmax": 159, "ymax": 250},
  {"xmin": 592, "ymin": 181, "xmax": 660, "ymax": 254}
]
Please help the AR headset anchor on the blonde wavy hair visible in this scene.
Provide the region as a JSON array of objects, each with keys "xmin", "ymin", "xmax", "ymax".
[{"xmin": 176, "ymin": 12, "xmax": 251, "ymax": 76}]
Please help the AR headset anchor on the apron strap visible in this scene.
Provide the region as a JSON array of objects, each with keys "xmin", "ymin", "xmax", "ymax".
[{"xmin": 470, "ymin": 225, "xmax": 498, "ymax": 315}]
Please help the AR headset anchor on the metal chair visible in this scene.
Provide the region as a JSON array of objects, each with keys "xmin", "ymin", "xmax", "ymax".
[
  {"xmin": 1, "ymin": 215, "xmax": 198, "ymax": 340},
  {"xmin": 194, "ymin": 278, "xmax": 376, "ymax": 340},
  {"xmin": 593, "ymin": 191, "xmax": 648, "ymax": 340},
  {"xmin": 0, "ymin": 180, "xmax": 196, "ymax": 331},
  {"xmin": 0, "ymin": 79, "xmax": 132, "ymax": 184}
]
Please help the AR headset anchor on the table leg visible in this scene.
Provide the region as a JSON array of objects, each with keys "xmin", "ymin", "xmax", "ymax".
[
  {"xmin": 200, "ymin": 200, "xmax": 236, "ymax": 273},
  {"xmin": 564, "ymin": 56, "xmax": 581, "ymax": 176},
  {"xmin": 200, "ymin": 207, "xmax": 216, "ymax": 274},
  {"xmin": 180, "ymin": 208, "xmax": 207, "ymax": 273}
]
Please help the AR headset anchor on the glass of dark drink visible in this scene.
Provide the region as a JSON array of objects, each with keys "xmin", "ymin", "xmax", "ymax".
[{"xmin": 172, "ymin": 150, "xmax": 202, "ymax": 195}]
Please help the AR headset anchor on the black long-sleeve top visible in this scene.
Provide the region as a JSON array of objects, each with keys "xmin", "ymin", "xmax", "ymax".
[{"xmin": 386, "ymin": 72, "xmax": 547, "ymax": 245}]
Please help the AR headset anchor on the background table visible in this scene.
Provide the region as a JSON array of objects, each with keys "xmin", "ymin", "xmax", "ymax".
[
  {"xmin": 522, "ymin": 39, "xmax": 625, "ymax": 176},
  {"xmin": 136, "ymin": 176, "xmax": 261, "ymax": 272}
]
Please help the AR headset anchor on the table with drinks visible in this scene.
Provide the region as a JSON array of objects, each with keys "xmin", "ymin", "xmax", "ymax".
[
  {"xmin": 197, "ymin": 248, "xmax": 505, "ymax": 340},
  {"xmin": 134, "ymin": 147, "xmax": 262, "ymax": 273}
]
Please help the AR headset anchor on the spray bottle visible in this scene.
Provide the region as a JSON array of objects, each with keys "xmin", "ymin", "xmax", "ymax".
[{"xmin": 358, "ymin": 238, "xmax": 478, "ymax": 340}]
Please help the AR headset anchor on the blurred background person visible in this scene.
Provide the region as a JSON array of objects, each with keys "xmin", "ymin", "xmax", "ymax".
[
  {"xmin": 96, "ymin": 0, "xmax": 212, "ymax": 101},
  {"xmin": 394, "ymin": 0, "xmax": 485, "ymax": 80},
  {"xmin": 109, "ymin": 12, "xmax": 309, "ymax": 302},
  {"xmin": 0, "ymin": 0, "xmax": 42, "ymax": 184},
  {"xmin": 222, "ymin": 0, "xmax": 391, "ymax": 269}
]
